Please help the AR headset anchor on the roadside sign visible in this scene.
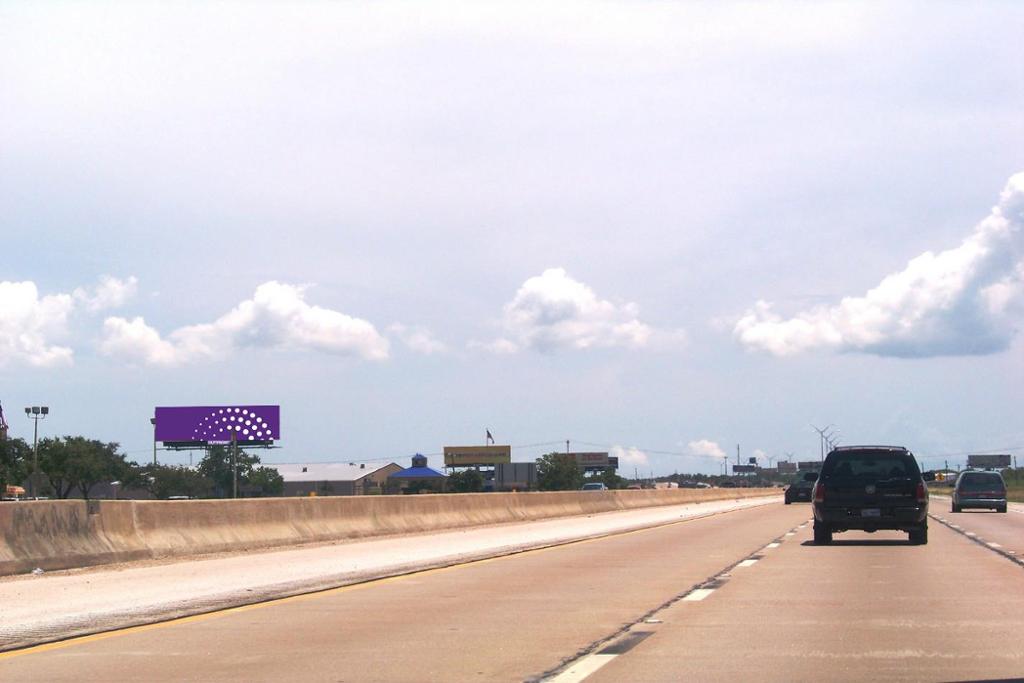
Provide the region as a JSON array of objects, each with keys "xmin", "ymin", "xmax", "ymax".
[
  {"xmin": 443, "ymin": 445, "xmax": 512, "ymax": 466},
  {"xmin": 966, "ymin": 454, "xmax": 1011, "ymax": 469}
]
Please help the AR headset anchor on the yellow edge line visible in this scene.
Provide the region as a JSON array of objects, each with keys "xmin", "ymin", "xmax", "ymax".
[{"xmin": 0, "ymin": 497, "xmax": 780, "ymax": 661}]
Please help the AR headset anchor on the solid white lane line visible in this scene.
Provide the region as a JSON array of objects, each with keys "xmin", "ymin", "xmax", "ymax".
[
  {"xmin": 546, "ymin": 654, "xmax": 617, "ymax": 683},
  {"xmin": 737, "ymin": 559, "xmax": 758, "ymax": 567},
  {"xmin": 683, "ymin": 588, "xmax": 715, "ymax": 601}
]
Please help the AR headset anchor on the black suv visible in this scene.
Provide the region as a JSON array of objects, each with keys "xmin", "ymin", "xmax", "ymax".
[
  {"xmin": 784, "ymin": 478, "xmax": 814, "ymax": 504},
  {"xmin": 811, "ymin": 446, "xmax": 933, "ymax": 545}
]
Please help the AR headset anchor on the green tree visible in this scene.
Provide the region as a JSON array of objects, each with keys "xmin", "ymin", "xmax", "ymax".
[
  {"xmin": 447, "ymin": 468, "xmax": 484, "ymax": 493},
  {"xmin": 0, "ymin": 437, "xmax": 31, "ymax": 495},
  {"xmin": 536, "ymin": 452, "xmax": 584, "ymax": 491},
  {"xmin": 598, "ymin": 469, "xmax": 626, "ymax": 490},
  {"xmin": 196, "ymin": 445, "xmax": 282, "ymax": 497},
  {"xmin": 248, "ymin": 466, "xmax": 284, "ymax": 497},
  {"xmin": 144, "ymin": 464, "xmax": 213, "ymax": 499},
  {"xmin": 37, "ymin": 436, "xmax": 137, "ymax": 499}
]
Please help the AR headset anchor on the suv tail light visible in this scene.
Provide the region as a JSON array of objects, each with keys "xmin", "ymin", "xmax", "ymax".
[
  {"xmin": 813, "ymin": 482, "xmax": 825, "ymax": 504},
  {"xmin": 916, "ymin": 481, "xmax": 927, "ymax": 504}
]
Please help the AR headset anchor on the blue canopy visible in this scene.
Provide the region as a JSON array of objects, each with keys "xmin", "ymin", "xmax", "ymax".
[{"xmin": 389, "ymin": 466, "xmax": 447, "ymax": 479}]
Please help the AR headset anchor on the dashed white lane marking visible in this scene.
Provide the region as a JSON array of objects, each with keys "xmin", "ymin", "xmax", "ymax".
[
  {"xmin": 785, "ymin": 532, "xmax": 796, "ymax": 536},
  {"xmin": 966, "ymin": 532, "xmax": 977, "ymax": 537},
  {"xmin": 547, "ymin": 654, "xmax": 617, "ymax": 683},
  {"xmin": 683, "ymin": 588, "xmax": 716, "ymax": 602},
  {"xmin": 987, "ymin": 542, "xmax": 1002, "ymax": 548},
  {"xmin": 766, "ymin": 542, "xmax": 781, "ymax": 549},
  {"xmin": 737, "ymin": 559, "xmax": 758, "ymax": 567}
]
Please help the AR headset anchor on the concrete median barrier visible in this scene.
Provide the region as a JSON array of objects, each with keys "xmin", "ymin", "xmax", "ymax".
[{"xmin": 0, "ymin": 487, "xmax": 777, "ymax": 576}]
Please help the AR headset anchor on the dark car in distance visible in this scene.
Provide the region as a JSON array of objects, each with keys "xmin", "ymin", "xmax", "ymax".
[
  {"xmin": 952, "ymin": 470, "xmax": 1007, "ymax": 513},
  {"xmin": 784, "ymin": 479, "xmax": 814, "ymax": 504},
  {"xmin": 811, "ymin": 446, "xmax": 934, "ymax": 545}
]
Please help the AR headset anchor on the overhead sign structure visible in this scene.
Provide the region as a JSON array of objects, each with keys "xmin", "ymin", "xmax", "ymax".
[
  {"xmin": 443, "ymin": 445, "xmax": 511, "ymax": 467},
  {"xmin": 967, "ymin": 454, "xmax": 1011, "ymax": 469},
  {"xmin": 797, "ymin": 461, "xmax": 820, "ymax": 471},
  {"xmin": 777, "ymin": 461, "xmax": 797, "ymax": 474},
  {"xmin": 155, "ymin": 405, "xmax": 281, "ymax": 445}
]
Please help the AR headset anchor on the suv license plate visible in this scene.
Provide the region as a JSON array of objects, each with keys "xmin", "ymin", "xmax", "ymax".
[{"xmin": 861, "ymin": 508, "xmax": 881, "ymax": 518}]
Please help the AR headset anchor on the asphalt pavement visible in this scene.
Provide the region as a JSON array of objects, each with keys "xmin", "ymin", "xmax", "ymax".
[{"xmin": 1, "ymin": 500, "xmax": 1021, "ymax": 682}]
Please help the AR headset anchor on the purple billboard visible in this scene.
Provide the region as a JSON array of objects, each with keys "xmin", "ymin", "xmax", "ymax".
[{"xmin": 155, "ymin": 405, "xmax": 280, "ymax": 444}]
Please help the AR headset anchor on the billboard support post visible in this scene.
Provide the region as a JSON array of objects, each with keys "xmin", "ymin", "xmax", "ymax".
[{"xmin": 231, "ymin": 430, "xmax": 238, "ymax": 499}]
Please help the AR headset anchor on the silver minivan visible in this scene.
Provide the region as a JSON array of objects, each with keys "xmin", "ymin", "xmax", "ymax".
[{"xmin": 952, "ymin": 470, "xmax": 1007, "ymax": 513}]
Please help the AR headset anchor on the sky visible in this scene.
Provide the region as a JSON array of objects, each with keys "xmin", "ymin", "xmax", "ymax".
[{"xmin": 1, "ymin": 1, "xmax": 1022, "ymax": 475}]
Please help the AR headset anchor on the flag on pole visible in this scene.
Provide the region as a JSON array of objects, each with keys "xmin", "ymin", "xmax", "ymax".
[{"xmin": 486, "ymin": 429, "xmax": 494, "ymax": 445}]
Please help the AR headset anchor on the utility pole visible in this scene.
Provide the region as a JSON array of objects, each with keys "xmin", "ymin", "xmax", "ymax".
[
  {"xmin": 566, "ymin": 440, "xmax": 570, "ymax": 455},
  {"xmin": 150, "ymin": 417, "xmax": 158, "ymax": 466},
  {"xmin": 736, "ymin": 444, "xmax": 740, "ymax": 466}
]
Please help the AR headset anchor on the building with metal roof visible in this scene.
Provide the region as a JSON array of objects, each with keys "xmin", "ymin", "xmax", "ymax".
[{"xmin": 276, "ymin": 462, "xmax": 402, "ymax": 496}]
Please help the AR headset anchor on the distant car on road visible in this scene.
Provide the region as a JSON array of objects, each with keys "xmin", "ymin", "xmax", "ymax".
[
  {"xmin": 811, "ymin": 445, "xmax": 933, "ymax": 545},
  {"xmin": 784, "ymin": 479, "xmax": 813, "ymax": 504},
  {"xmin": 952, "ymin": 470, "xmax": 1007, "ymax": 513},
  {"xmin": 580, "ymin": 482, "xmax": 608, "ymax": 491}
]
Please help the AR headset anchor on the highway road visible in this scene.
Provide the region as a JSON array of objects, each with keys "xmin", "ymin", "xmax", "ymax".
[{"xmin": 1, "ymin": 500, "xmax": 1022, "ymax": 682}]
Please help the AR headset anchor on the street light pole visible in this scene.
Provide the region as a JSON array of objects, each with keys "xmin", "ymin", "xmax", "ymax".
[
  {"xmin": 150, "ymin": 417, "xmax": 157, "ymax": 466},
  {"xmin": 24, "ymin": 406, "xmax": 49, "ymax": 498}
]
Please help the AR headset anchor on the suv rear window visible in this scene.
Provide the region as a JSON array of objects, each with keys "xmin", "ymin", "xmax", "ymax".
[
  {"xmin": 820, "ymin": 450, "xmax": 920, "ymax": 481},
  {"xmin": 958, "ymin": 473, "xmax": 1005, "ymax": 492}
]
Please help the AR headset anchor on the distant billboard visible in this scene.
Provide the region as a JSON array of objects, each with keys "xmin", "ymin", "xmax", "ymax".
[
  {"xmin": 570, "ymin": 452, "xmax": 616, "ymax": 469},
  {"xmin": 155, "ymin": 405, "xmax": 280, "ymax": 444},
  {"xmin": 732, "ymin": 464, "xmax": 757, "ymax": 473},
  {"xmin": 494, "ymin": 462, "xmax": 537, "ymax": 491},
  {"xmin": 797, "ymin": 461, "xmax": 820, "ymax": 471},
  {"xmin": 443, "ymin": 445, "xmax": 511, "ymax": 466},
  {"xmin": 748, "ymin": 457, "xmax": 758, "ymax": 465},
  {"xmin": 967, "ymin": 454, "xmax": 1011, "ymax": 469},
  {"xmin": 777, "ymin": 461, "xmax": 797, "ymax": 474}
]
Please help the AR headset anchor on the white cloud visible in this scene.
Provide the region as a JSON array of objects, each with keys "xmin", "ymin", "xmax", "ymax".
[
  {"xmin": 100, "ymin": 316, "xmax": 179, "ymax": 366},
  {"xmin": 389, "ymin": 323, "xmax": 447, "ymax": 355},
  {"xmin": 686, "ymin": 439, "xmax": 727, "ymax": 460},
  {"xmin": 488, "ymin": 268, "xmax": 664, "ymax": 353},
  {"xmin": 0, "ymin": 281, "xmax": 74, "ymax": 367},
  {"xmin": 73, "ymin": 275, "xmax": 138, "ymax": 312},
  {"xmin": 611, "ymin": 445, "xmax": 649, "ymax": 467},
  {"xmin": 101, "ymin": 281, "xmax": 389, "ymax": 366},
  {"xmin": 734, "ymin": 172, "xmax": 1024, "ymax": 358}
]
